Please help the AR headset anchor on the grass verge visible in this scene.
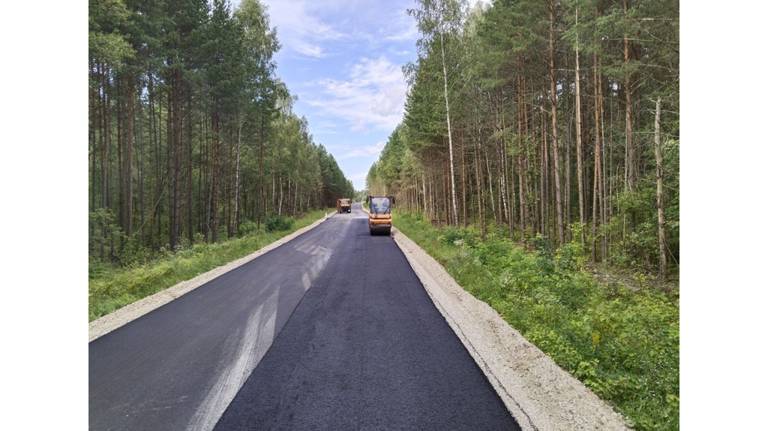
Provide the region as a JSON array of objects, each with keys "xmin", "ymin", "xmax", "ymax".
[
  {"xmin": 395, "ymin": 212, "xmax": 679, "ymax": 431},
  {"xmin": 89, "ymin": 209, "xmax": 329, "ymax": 321}
]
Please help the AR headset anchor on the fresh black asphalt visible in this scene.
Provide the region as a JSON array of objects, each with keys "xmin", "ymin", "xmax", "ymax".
[{"xmin": 90, "ymin": 204, "xmax": 520, "ymax": 430}]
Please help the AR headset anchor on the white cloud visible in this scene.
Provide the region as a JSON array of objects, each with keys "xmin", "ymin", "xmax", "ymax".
[
  {"xmin": 468, "ymin": 0, "xmax": 491, "ymax": 11},
  {"xmin": 308, "ymin": 56, "xmax": 407, "ymax": 131},
  {"xmin": 293, "ymin": 41, "xmax": 326, "ymax": 58},
  {"xmin": 262, "ymin": 0, "xmax": 345, "ymax": 58},
  {"xmin": 384, "ymin": 24, "xmax": 418, "ymax": 42},
  {"xmin": 382, "ymin": 8, "xmax": 418, "ymax": 42},
  {"xmin": 339, "ymin": 141, "xmax": 385, "ymax": 160}
]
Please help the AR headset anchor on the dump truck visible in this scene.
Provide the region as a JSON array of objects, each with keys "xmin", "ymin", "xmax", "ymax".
[
  {"xmin": 336, "ymin": 198, "xmax": 352, "ymax": 213},
  {"xmin": 366, "ymin": 195, "xmax": 394, "ymax": 235}
]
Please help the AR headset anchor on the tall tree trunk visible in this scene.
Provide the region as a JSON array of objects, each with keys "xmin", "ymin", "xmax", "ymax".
[
  {"xmin": 517, "ymin": 75, "xmax": 527, "ymax": 237},
  {"xmin": 100, "ymin": 63, "xmax": 111, "ymax": 259},
  {"xmin": 496, "ymin": 94, "xmax": 510, "ymax": 233},
  {"xmin": 154, "ymin": 78, "xmax": 163, "ymax": 247},
  {"xmin": 473, "ymin": 126, "xmax": 486, "ymax": 239},
  {"xmin": 88, "ymin": 63, "xmax": 103, "ymax": 214},
  {"xmin": 591, "ymin": 51, "xmax": 604, "ymax": 261},
  {"xmin": 136, "ymin": 90, "xmax": 145, "ymax": 237},
  {"xmin": 117, "ymin": 76, "xmax": 124, "ymax": 234},
  {"xmin": 623, "ymin": 0, "xmax": 636, "ymax": 192},
  {"xmin": 565, "ymin": 111, "xmax": 571, "ymax": 240},
  {"xmin": 224, "ymin": 126, "xmax": 232, "ymax": 237},
  {"xmin": 186, "ymin": 89, "xmax": 194, "ymax": 243},
  {"xmin": 605, "ymin": 80, "xmax": 612, "ymax": 257},
  {"xmin": 654, "ymin": 97, "xmax": 667, "ymax": 279},
  {"xmin": 501, "ymin": 89, "xmax": 515, "ymax": 237},
  {"xmin": 439, "ymin": 30, "xmax": 459, "ymax": 225},
  {"xmin": 541, "ymin": 107, "xmax": 549, "ymax": 237},
  {"xmin": 123, "ymin": 76, "xmax": 136, "ymax": 240},
  {"xmin": 548, "ymin": 1, "xmax": 564, "ymax": 244},
  {"xmin": 258, "ymin": 110, "xmax": 266, "ymax": 229},
  {"xmin": 484, "ymin": 145, "xmax": 496, "ymax": 224},
  {"xmin": 233, "ymin": 117, "xmax": 243, "ymax": 235},
  {"xmin": 574, "ymin": 8, "xmax": 585, "ymax": 245},
  {"xmin": 200, "ymin": 114, "xmax": 207, "ymax": 236},
  {"xmin": 600, "ymin": 60, "xmax": 609, "ymax": 258},
  {"xmin": 100, "ymin": 63, "xmax": 109, "ymax": 211},
  {"xmin": 210, "ymin": 111, "xmax": 221, "ymax": 242},
  {"xmin": 97, "ymin": 63, "xmax": 106, "ymax": 259},
  {"xmin": 169, "ymin": 69, "xmax": 182, "ymax": 250},
  {"xmin": 461, "ymin": 132, "xmax": 468, "ymax": 226},
  {"xmin": 422, "ymin": 171, "xmax": 428, "ymax": 220},
  {"xmin": 124, "ymin": 74, "xmax": 135, "ymax": 237}
]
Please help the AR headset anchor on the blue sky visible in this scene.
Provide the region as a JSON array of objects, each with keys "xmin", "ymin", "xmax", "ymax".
[
  {"xmin": 224, "ymin": 0, "xmax": 419, "ymax": 190},
  {"xmin": 232, "ymin": 0, "xmax": 486, "ymax": 190}
]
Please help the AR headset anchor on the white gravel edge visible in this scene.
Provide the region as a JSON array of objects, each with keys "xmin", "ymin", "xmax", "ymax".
[
  {"xmin": 392, "ymin": 227, "xmax": 631, "ymax": 431},
  {"xmin": 89, "ymin": 212, "xmax": 335, "ymax": 342}
]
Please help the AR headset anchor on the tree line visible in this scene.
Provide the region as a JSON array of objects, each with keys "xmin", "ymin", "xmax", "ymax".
[
  {"xmin": 89, "ymin": 0, "xmax": 353, "ymax": 264},
  {"xmin": 367, "ymin": 0, "xmax": 678, "ymax": 277}
]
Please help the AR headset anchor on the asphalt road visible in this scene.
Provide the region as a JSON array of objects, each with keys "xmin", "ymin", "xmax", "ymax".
[{"xmin": 89, "ymin": 204, "xmax": 520, "ymax": 431}]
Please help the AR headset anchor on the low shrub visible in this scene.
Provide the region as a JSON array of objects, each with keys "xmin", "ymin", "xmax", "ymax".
[
  {"xmin": 265, "ymin": 215, "xmax": 294, "ymax": 232},
  {"xmin": 238, "ymin": 220, "xmax": 259, "ymax": 236}
]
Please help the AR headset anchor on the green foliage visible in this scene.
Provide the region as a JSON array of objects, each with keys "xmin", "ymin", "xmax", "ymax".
[
  {"xmin": 556, "ymin": 224, "xmax": 588, "ymax": 272},
  {"xmin": 317, "ymin": 144, "xmax": 355, "ymax": 206},
  {"xmin": 89, "ymin": 209, "xmax": 327, "ymax": 321},
  {"xmin": 238, "ymin": 220, "xmax": 259, "ymax": 236},
  {"xmin": 89, "ymin": 209, "xmax": 123, "ymax": 259},
  {"xmin": 264, "ymin": 215, "xmax": 294, "ymax": 232},
  {"xmin": 395, "ymin": 212, "xmax": 679, "ymax": 430},
  {"xmin": 89, "ymin": 32, "xmax": 134, "ymax": 66},
  {"xmin": 369, "ymin": 0, "xmax": 679, "ymax": 281},
  {"xmin": 88, "ymin": 0, "xmax": 135, "ymax": 66}
]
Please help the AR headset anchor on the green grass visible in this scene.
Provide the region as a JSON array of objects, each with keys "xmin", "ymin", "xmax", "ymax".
[
  {"xmin": 89, "ymin": 209, "xmax": 329, "ymax": 321},
  {"xmin": 394, "ymin": 212, "xmax": 679, "ymax": 431}
]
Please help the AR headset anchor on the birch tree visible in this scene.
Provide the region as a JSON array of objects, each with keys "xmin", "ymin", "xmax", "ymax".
[{"xmin": 409, "ymin": 0, "xmax": 466, "ymax": 225}]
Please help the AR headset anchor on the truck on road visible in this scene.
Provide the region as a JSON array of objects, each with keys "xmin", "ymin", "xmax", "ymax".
[
  {"xmin": 367, "ymin": 195, "xmax": 394, "ymax": 235},
  {"xmin": 336, "ymin": 198, "xmax": 352, "ymax": 213}
]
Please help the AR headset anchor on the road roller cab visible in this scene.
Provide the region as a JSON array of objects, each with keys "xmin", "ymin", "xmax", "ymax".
[{"xmin": 367, "ymin": 195, "xmax": 394, "ymax": 235}]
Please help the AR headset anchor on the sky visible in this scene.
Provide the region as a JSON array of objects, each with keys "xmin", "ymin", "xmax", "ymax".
[{"xmin": 233, "ymin": 0, "xmax": 486, "ymax": 190}]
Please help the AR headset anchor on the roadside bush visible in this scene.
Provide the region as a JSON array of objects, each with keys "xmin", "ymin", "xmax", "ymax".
[
  {"xmin": 555, "ymin": 225, "xmax": 587, "ymax": 272},
  {"xmin": 118, "ymin": 235, "xmax": 154, "ymax": 266},
  {"xmin": 89, "ymin": 209, "xmax": 124, "ymax": 261},
  {"xmin": 438, "ymin": 225, "xmax": 477, "ymax": 247},
  {"xmin": 265, "ymin": 215, "xmax": 294, "ymax": 232},
  {"xmin": 238, "ymin": 220, "xmax": 259, "ymax": 236}
]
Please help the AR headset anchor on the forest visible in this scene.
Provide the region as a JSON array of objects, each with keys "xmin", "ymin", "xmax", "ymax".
[
  {"xmin": 366, "ymin": 2, "xmax": 680, "ymax": 427},
  {"xmin": 89, "ymin": 0, "xmax": 354, "ymax": 266},
  {"xmin": 368, "ymin": 0, "xmax": 679, "ymax": 279}
]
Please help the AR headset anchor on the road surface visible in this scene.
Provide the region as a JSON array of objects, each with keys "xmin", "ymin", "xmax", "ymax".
[{"xmin": 89, "ymin": 203, "xmax": 520, "ymax": 430}]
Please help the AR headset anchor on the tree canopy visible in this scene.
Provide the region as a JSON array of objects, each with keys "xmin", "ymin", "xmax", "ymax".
[{"xmin": 369, "ymin": 0, "xmax": 679, "ymax": 275}]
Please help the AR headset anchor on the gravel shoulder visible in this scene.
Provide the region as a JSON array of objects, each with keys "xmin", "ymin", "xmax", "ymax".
[{"xmin": 392, "ymin": 227, "xmax": 630, "ymax": 431}]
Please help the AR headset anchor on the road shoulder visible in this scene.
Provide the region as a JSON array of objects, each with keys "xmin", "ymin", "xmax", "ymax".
[
  {"xmin": 89, "ymin": 212, "xmax": 334, "ymax": 342},
  {"xmin": 392, "ymin": 227, "xmax": 630, "ymax": 431}
]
